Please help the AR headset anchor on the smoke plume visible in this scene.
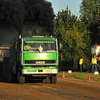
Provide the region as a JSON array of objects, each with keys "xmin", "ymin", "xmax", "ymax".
[{"xmin": 0, "ymin": 0, "xmax": 55, "ymax": 45}]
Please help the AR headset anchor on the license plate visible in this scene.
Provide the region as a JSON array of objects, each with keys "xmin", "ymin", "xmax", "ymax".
[
  {"xmin": 36, "ymin": 61, "xmax": 45, "ymax": 64},
  {"xmin": 27, "ymin": 70, "xmax": 37, "ymax": 72},
  {"xmin": 45, "ymin": 70, "xmax": 52, "ymax": 72}
]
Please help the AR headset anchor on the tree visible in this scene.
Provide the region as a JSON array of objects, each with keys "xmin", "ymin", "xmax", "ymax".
[
  {"xmin": 62, "ymin": 25, "xmax": 87, "ymax": 68},
  {"xmin": 79, "ymin": 0, "xmax": 100, "ymax": 45},
  {"xmin": 54, "ymin": 6, "xmax": 90, "ymax": 68},
  {"xmin": 80, "ymin": 0, "xmax": 100, "ymax": 25}
]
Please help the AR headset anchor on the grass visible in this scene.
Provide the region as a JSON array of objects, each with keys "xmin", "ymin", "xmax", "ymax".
[{"xmin": 58, "ymin": 72, "xmax": 100, "ymax": 82}]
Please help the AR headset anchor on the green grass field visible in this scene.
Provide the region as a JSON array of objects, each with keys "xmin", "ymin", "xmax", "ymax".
[{"xmin": 58, "ymin": 72, "xmax": 100, "ymax": 81}]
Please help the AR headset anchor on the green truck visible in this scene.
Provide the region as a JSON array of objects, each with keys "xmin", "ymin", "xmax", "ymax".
[{"xmin": 9, "ymin": 36, "xmax": 59, "ymax": 84}]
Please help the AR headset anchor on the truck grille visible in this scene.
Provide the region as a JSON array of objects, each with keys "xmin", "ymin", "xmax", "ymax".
[{"xmin": 25, "ymin": 60, "xmax": 56, "ymax": 64}]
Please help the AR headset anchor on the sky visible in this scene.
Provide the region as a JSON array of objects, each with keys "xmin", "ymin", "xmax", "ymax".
[{"xmin": 46, "ymin": 0, "xmax": 82, "ymax": 18}]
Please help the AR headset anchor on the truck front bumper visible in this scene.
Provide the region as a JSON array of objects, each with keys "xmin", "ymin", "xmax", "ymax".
[{"xmin": 22, "ymin": 69, "xmax": 58, "ymax": 74}]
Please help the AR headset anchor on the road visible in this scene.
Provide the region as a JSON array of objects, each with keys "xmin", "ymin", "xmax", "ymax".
[{"xmin": 0, "ymin": 77, "xmax": 100, "ymax": 100}]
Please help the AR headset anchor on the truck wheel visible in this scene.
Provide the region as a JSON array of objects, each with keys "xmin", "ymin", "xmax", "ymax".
[
  {"xmin": 45, "ymin": 79, "xmax": 50, "ymax": 83},
  {"xmin": 42, "ymin": 78, "xmax": 50, "ymax": 83},
  {"xmin": 50, "ymin": 74, "xmax": 57, "ymax": 84},
  {"xmin": 18, "ymin": 72, "xmax": 25, "ymax": 84},
  {"xmin": 42, "ymin": 79, "xmax": 46, "ymax": 83}
]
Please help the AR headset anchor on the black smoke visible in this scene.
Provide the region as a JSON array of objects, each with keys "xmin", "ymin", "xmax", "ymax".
[{"xmin": 0, "ymin": 0, "xmax": 55, "ymax": 45}]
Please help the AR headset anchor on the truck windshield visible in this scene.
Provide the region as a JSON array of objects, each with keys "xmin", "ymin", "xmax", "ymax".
[{"xmin": 23, "ymin": 40, "xmax": 56, "ymax": 51}]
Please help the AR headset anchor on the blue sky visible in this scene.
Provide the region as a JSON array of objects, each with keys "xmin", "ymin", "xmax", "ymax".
[{"xmin": 46, "ymin": 0, "xmax": 82, "ymax": 17}]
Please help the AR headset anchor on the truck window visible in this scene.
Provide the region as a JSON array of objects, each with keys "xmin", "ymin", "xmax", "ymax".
[{"xmin": 23, "ymin": 40, "xmax": 56, "ymax": 51}]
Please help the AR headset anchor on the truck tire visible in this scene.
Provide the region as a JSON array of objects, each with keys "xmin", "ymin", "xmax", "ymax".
[
  {"xmin": 45, "ymin": 79, "xmax": 50, "ymax": 83},
  {"xmin": 42, "ymin": 79, "xmax": 46, "ymax": 83},
  {"xmin": 18, "ymin": 72, "xmax": 25, "ymax": 84},
  {"xmin": 19, "ymin": 76, "xmax": 25, "ymax": 84},
  {"xmin": 50, "ymin": 74, "xmax": 57, "ymax": 84},
  {"xmin": 42, "ymin": 78, "xmax": 50, "ymax": 83}
]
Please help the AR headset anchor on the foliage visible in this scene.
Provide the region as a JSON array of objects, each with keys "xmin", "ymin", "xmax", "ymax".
[
  {"xmin": 79, "ymin": 0, "xmax": 100, "ymax": 45},
  {"xmin": 80, "ymin": 0, "xmax": 100, "ymax": 25},
  {"xmin": 54, "ymin": 0, "xmax": 100, "ymax": 69},
  {"xmin": 54, "ymin": 6, "xmax": 90, "ymax": 68}
]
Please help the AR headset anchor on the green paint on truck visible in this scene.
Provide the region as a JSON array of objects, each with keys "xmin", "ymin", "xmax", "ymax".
[{"xmin": 9, "ymin": 36, "xmax": 59, "ymax": 84}]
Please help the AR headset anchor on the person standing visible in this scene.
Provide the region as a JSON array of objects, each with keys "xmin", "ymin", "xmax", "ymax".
[
  {"xmin": 90, "ymin": 55, "xmax": 98, "ymax": 73},
  {"xmin": 79, "ymin": 56, "xmax": 83, "ymax": 72}
]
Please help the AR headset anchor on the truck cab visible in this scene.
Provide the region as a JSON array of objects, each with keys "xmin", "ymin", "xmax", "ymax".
[{"xmin": 9, "ymin": 36, "xmax": 59, "ymax": 84}]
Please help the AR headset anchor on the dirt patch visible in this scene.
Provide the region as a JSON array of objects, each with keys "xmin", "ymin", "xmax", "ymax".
[{"xmin": 0, "ymin": 78, "xmax": 100, "ymax": 100}]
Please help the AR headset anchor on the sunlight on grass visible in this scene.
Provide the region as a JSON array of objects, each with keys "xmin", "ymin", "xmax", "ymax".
[{"xmin": 58, "ymin": 72, "xmax": 100, "ymax": 81}]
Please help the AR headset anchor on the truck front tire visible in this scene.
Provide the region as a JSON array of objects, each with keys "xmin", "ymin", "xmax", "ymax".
[
  {"xmin": 42, "ymin": 78, "xmax": 50, "ymax": 83},
  {"xmin": 17, "ymin": 72, "xmax": 25, "ymax": 84},
  {"xmin": 50, "ymin": 74, "xmax": 57, "ymax": 84},
  {"xmin": 19, "ymin": 76, "xmax": 25, "ymax": 84}
]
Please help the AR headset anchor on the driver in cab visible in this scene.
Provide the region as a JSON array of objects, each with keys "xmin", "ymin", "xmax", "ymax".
[
  {"xmin": 24, "ymin": 43, "xmax": 32, "ymax": 51},
  {"xmin": 44, "ymin": 43, "xmax": 52, "ymax": 50}
]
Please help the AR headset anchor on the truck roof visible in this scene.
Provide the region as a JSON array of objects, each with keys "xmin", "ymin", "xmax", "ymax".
[{"xmin": 22, "ymin": 36, "xmax": 56, "ymax": 41}]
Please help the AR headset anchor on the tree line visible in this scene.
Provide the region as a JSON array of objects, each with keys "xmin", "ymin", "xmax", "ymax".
[{"xmin": 53, "ymin": 0, "xmax": 100, "ymax": 69}]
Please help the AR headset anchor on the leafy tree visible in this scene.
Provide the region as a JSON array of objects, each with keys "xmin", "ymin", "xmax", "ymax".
[
  {"xmin": 62, "ymin": 25, "xmax": 88, "ymax": 68},
  {"xmin": 54, "ymin": 6, "xmax": 90, "ymax": 68},
  {"xmin": 80, "ymin": 0, "xmax": 100, "ymax": 25},
  {"xmin": 79, "ymin": 0, "xmax": 100, "ymax": 45}
]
